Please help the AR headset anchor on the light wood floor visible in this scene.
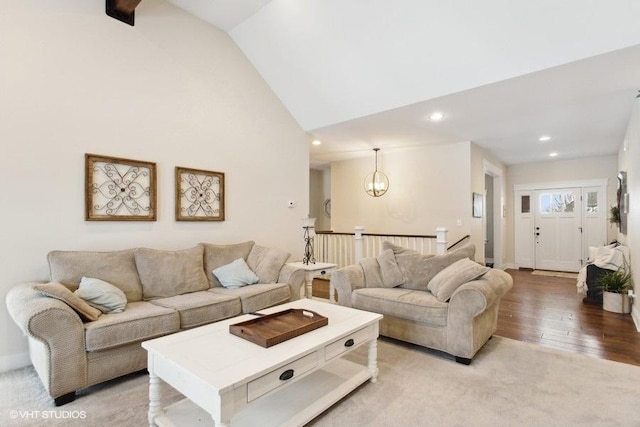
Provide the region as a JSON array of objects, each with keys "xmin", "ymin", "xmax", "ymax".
[{"xmin": 313, "ymin": 269, "xmax": 640, "ymax": 366}]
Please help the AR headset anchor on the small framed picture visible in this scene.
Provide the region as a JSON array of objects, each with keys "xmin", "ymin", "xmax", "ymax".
[
  {"xmin": 175, "ymin": 166, "xmax": 225, "ymax": 221},
  {"xmin": 473, "ymin": 192, "xmax": 483, "ymax": 218},
  {"xmin": 85, "ymin": 154, "xmax": 156, "ymax": 221}
]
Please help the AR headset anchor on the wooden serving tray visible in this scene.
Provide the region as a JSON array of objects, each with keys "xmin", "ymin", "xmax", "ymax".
[{"xmin": 229, "ymin": 309, "xmax": 328, "ymax": 348}]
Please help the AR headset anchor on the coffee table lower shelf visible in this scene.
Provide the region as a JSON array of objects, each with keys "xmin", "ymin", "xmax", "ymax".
[{"xmin": 154, "ymin": 358, "xmax": 369, "ymax": 427}]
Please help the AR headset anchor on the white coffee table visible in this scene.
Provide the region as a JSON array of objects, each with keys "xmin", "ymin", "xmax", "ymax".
[{"xmin": 142, "ymin": 299, "xmax": 382, "ymax": 427}]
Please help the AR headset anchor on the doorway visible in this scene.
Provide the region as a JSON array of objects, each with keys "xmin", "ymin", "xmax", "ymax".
[{"xmin": 514, "ymin": 180, "xmax": 608, "ymax": 273}]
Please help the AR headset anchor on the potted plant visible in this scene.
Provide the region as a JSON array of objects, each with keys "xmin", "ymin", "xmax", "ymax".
[{"xmin": 597, "ymin": 267, "xmax": 632, "ymax": 313}]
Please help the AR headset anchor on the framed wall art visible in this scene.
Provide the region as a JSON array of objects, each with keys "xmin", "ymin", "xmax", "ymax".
[
  {"xmin": 472, "ymin": 192, "xmax": 483, "ymax": 218},
  {"xmin": 175, "ymin": 166, "xmax": 225, "ymax": 221},
  {"xmin": 85, "ymin": 154, "xmax": 157, "ymax": 221}
]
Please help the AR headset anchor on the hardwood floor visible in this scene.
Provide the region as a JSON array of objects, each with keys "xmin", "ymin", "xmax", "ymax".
[
  {"xmin": 497, "ymin": 269, "xmax": 640, "ymax": 366},
  {"xmin": 314, "ymin": 270, "xmax": 640, "ymax": 366}
]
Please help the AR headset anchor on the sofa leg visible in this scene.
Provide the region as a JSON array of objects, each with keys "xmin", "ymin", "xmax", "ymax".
[
  {"xmin": 455, "ymin": 356, "xmax": 472, "ymax": 365},
  {"xmin": 54, "ymin": 391, "xmax": 76, "ymax": 406}
]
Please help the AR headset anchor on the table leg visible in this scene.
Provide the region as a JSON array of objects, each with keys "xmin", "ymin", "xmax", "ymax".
[
  {"xmin": 148, "ymin": 370, "xmax": 161, "ymax": 426},
  {"xmin": 367, "ymin": 338, "xmax": 378, "ymax": 383},
  {"xmin": 305, "ymin": 272, "xmax": 313, "ymax": 299}
]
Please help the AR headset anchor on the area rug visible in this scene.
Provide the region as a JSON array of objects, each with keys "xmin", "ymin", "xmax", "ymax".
[
  {"xmin": 1, "ymin": 336, "xmax": 639, "ymax": 426},
  {"xmin": 532, "ymin": 270, "xmax": 579, "ymax": 279}
]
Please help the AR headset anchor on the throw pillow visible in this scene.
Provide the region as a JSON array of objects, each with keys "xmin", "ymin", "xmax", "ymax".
[
  {"xmin": 398, "ymin": 244, "xmax": 476, "ymax": 291},
  {"xmin": 427, "ymin": 257, "xmax": 490, "ymax": 302},
  {"xmin": 75, "ymin": 277, "xmax": 128, "ymax": 313},
  {"xmin": 377, "ymin": 249, "xmax": 405, "ymax": 287},
  {"xmin": 200, "ymin": 241, "xmax": 255, "ymax": 287},
  {"xmin": 382, "ymin": 241, "xmax": 420, "ymax": 256},
  {"xmin": 34, "ymin": 282, "xmax": 102, "ymax": 322},
  {"xmin": 134, "ymin": 246, "xmax": 209, "ymax": 300},
  {"xmin": 247, "ymin": 244, "xmax": 290, "ymax": 284},
  {"xmin": 212, "ymin": 258, "xmax": 260, "ymax": 289}
]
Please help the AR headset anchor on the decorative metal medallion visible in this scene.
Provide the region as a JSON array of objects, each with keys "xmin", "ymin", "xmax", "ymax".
[
  {"xmin": 85, "ymin": 154, "xmax": 156, "ymax": 221},
  {"xmin": 175, "ymin": 167, "xmax": 225, "ymax": 221}
]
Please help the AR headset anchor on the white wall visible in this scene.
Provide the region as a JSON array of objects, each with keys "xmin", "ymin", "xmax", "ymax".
[
  {"xmin": 505, "ymin": 156, "xmax": 619, "ymax": 267},
  {"xmin": 0, "ymin": 0, "xmax": 308, "ymax": 372},
  {"xmin": 618, "ymin": 100, "xmax": 640, "ymax": 328},
  {"xmin": 309, "ymin": 168, "xmax": 331, "ymax": 231},
  {"xmin": 331, "ymin": 142, "xmax": 478, "ymax": 250}
]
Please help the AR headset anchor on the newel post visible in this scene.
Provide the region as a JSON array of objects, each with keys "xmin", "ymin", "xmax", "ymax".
[
  {"xmin": 354, "ymin": 226, "xmax": 365, "ymax": 263},
  {"xmin": 436, "ymin": 227, "xmax": 448, "ymax": 255}
]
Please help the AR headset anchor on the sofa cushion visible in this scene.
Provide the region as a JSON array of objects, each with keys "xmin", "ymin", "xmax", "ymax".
[
  {"xmin": 378, "ymin": 249, "xmax": 405, "ymax": 287},
  {"xmin": 75, "ymin": 277, "xmax": 128, "ymax": 313},
  {"xmin": 48, "ymin": 249, "xmax": 142, "ymax": 302},
  {"xmin": 201, "ymin": 241, "xmax": 255, "ymax": 287},
  {"xmin": 213, "ymin": 258, "xmax": 259, "ymax": 289},
  {"xmin": 247, "ymin": 245, "xmax": 290, "ymax": 284},
  {"xmin": 135, "ymin": 246, "xmax": 209, "ymax": 300},
  {"xmin": 428, "ymin": 258, "xmax": 490, "ymax": 302},
  {"xmin": 209, "ymin": 283, "xmax": 290, "ymax": 313},
  {"xmin": 33, "ymin": 282, "xmax": 102, "ymax": 322},
  {"xmin": 150, "ymin": 291, "xmax": 242, "ymax": 329},
  {"xmin": 398, "ymin": 244, "xmax": 476, "ymax": 291},
  {"xmin": 84, "ymin": 301, "xmax": 180, "ymax": 351},
  {"xmin": 352, "ymin": 287, "xmax": 449, "ymax": 326}
]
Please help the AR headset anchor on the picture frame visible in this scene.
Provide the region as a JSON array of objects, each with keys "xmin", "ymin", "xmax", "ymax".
[
  {"xmin": 472, "ymin": 192, "xmax": 483, "ymax": 218},
  {"xmin": 85, "ymin": 154, "xmax": 156, "ymax": 221},
  {"xmin": 175, "ymin": 166, "xmax": 225, "ymax": 221}
]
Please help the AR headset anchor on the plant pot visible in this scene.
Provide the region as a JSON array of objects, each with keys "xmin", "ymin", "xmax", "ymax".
[{"xmin": 602, "ymin": 291, "xmax": 631, "ymax": 314}]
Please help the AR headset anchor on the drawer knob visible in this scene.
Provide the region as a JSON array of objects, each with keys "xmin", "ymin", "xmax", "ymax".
[
  {"xmin": 279, "ymin": 369, "xmax": 295, "ymax": 381},
  {"xmin": 344, "ymin": 338, "xmax": 355, "ymax": 347}
]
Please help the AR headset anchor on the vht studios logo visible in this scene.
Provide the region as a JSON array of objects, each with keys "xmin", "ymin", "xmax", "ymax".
[{"xmin": 9, "ymin": 410, "xmax": 87, "ymax": 419}]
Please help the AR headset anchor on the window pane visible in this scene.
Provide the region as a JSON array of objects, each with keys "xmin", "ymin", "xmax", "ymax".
[
  {"xmin": 551, "ymin": 193, "xmax": 563, "ymax": 212},
  {"xmin": 563, "ymin": 193, "xmax": 575, "ymax": 213},
  {"xmin": 586, "ymin": 191, "xmax": 598, "ymax": 213},
  {"xmin": 521, "ymin": 195, "xmax": 530, "ymax": 213},
  {"xmin": 539, "ymin": 194, "xmax": 550, "ymax": 213}
]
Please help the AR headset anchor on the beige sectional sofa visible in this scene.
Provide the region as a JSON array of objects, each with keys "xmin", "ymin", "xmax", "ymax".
[
  {"xmin": 331, "ymin": 243, "xmax": 512, "ymax": 364},
  {"xmin": 6, "ymin": 241, "xmax": 304, "ymax": 405}
]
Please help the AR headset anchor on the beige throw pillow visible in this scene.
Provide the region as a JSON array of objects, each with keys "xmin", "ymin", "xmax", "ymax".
[
  {"xmin": 398, "ymin": 244, "xmax": 475, "ymax": 291},
  {"xmin": 427, "ymin": 257, "xmax": 490, "ymax": 302},
  {"xmin": 200, "ymin": 241, "xmax": 255, "ymax": 287},
  {"xmin": 34, "ymin": 282, "xmax": 101, "ymax": 322},
  {"xmin": 246, "ymin": 245, "xmax": 290, "ymax": 284},
  {"xmin": 377, "ymin": 249, "xmax": 405, "ymax": 287},
  {"xmin": 135, "ymin": 246, "xmax": 209, "ymax": 300}
]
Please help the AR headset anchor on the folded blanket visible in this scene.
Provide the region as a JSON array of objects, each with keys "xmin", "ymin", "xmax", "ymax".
[{"xmin": 576, "ymin": 244, "xmax": 629, "ymax": 294}]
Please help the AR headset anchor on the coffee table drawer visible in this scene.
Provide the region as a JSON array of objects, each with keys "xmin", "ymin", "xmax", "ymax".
[
  {"xmin": 247, "ymin": 352, "xmax": 318, "ymax": 402},
  {"xmin": 325, "ymin": 326, "xmax": 373, "ymax": 361}
]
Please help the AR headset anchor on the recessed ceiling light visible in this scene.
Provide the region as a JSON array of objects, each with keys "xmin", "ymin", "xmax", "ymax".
[
  {"xmin": 429, "ymin": 112, "xmax": 445, "ymax": 122},
  {"xmin": 549, "ymin": 152, "xmax": 558, "ymax": 157},
  {"xmin": 311, "ymin": 139, "xmax": 321, "ymax": 146},
  {"xmin": 539, "ymin": 136, "xmax": 551, "ymax": 142}
]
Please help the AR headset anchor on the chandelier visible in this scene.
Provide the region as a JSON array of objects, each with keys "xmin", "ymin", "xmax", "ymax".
[{"xmin": 364, "ymin": 148, "xmax": 389, "ymax": 197}]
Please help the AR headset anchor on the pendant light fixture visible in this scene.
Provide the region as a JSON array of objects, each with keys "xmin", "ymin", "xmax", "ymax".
[{"xmin": 364, "ymin": 148, "xmax": 389, "ymax": 197}]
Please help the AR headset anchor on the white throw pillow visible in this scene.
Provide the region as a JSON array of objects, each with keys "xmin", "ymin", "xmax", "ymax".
[
  {"xmin": 427, "ymin": 258, "xmax": 490, "ymax": 302},
  {"xmin": 74, "ymin": 277, "xmax": 128, "ymax": 313},
  {"xmin": 213, "ymin": 258, "xmax": 260, "ymax": 289}
]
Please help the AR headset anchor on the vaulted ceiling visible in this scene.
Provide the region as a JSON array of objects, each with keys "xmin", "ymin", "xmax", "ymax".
[{"xmin": 168, "ymin": 0, "xmax": 640, "ymax": 167}]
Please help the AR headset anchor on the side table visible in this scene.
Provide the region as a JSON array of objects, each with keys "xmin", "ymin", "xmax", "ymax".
[{"xmin": 286, "ymin": 262, "xmax": 337, "ymax": 300}]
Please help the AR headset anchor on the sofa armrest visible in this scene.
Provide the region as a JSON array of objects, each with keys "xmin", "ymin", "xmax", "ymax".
[
  {"xmin": 449, "ymin": 269, "xmax": 513, "ymax": 317},
  {"xmin": 330, "ymin": 264, "xmax": 365, "ymax": 307},
  {"xmin": 278, "ymin": 264, "xmax": 305, "ymax": 300},
  {"xmin": 6, "ymin": 282, "xmax": 88, "ymax": 398}
]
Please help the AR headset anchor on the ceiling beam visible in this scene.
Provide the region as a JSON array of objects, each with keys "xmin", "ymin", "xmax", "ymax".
[{"xmin": 106, "ymin": 0, "xmax": 142, "ymax": 26}]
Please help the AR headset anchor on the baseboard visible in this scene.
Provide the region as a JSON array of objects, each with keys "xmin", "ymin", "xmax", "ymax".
[
  {"xmin": 0, "ymin": 351, "xmax": 31, "ymax": 374},
  {"xmin": 632, "ymin": 303, "xmax": 640, "ymax": 332}
]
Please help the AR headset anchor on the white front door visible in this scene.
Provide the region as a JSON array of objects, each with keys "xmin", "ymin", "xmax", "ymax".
[{"xmin": 534, "ymin": 188, "xmax": 582, "ymax": 272}]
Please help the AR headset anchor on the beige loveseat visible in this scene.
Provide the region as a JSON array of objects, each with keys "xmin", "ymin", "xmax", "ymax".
[
  {"xmin": 331, "ymin": 243, "xmax": 512, "ymax": 364},
  {"xmin": 6, "ymin": 241, "xmax": 304, "ymax": 405}
]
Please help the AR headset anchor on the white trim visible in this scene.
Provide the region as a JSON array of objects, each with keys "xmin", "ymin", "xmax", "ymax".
[
  {"xmin": 0, "ymin": 351, "xmax": 31, "ymax": 374},
  {"xmin": 483, "ymin": 159, "xmax": 504, "ymax": 269},
  {"xmin": 514, "ymin": 178, "xmax": 608, "ymax": 192}
]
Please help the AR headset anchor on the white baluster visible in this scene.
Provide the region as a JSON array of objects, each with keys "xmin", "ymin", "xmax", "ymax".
[{"xmin": 436, "ymin": 227, "xmax": 448, "ymax": 255}]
